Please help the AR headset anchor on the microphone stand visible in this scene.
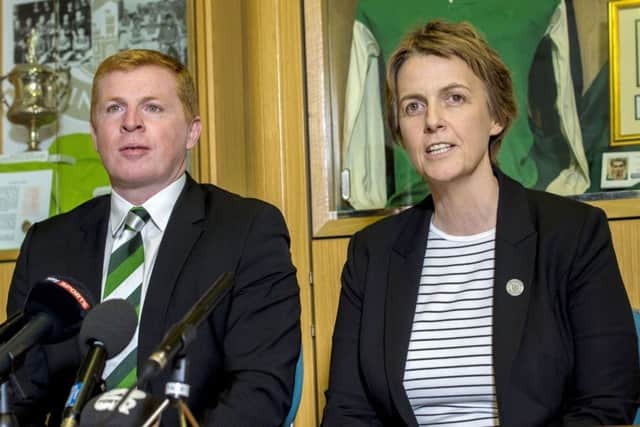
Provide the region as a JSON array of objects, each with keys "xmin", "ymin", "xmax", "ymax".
[
  {"xmin": 141, "ymin": 354, "xmax": 198, "ymax": 427},
  {"xmin": 0, "ymin": 381, "xmax": 18, "ymax": 427}
]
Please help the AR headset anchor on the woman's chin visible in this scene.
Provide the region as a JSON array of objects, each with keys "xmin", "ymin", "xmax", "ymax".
[{"xmin": 422, "ymin": 167, "xmax": 462, "ymax": 186}]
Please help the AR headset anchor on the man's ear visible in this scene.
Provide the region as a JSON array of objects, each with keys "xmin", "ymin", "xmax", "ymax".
[
  {"xmin": 186, "ymin": 116, "xmax": 202, "ymax": 149},
  {"xmin": 90, "ymin": 122, "xmax": 99, "ymax": 150}
]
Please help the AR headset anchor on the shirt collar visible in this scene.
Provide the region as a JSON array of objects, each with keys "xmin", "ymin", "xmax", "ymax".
[{"xmin": 109, "ymin": 175, "xmax": 187, "ymax": 237}]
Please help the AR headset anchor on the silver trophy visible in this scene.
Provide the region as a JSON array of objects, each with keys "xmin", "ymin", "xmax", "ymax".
[{"xmin": 0, "ymin": 29, "xmax": 71, "ymax": 151}]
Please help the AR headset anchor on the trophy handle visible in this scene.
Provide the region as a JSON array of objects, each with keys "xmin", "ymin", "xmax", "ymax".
[
  {"xmin": 0, "ymin": 73, "xmax": 11, "ymax": 109},
  {"xmin": 55, "ymin": 67, "xmax": 71, "ymax": 112}
]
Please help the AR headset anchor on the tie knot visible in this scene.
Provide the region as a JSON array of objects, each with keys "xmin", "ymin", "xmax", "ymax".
[{"xmin": 125, "ymin": 207, "xmax": 150, "ymax": 232}]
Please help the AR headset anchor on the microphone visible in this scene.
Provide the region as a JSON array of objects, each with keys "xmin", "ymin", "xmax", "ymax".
[
  {"xmin": 0, "ymin": 276, "xmax": 95, "ymax": 380},
  {"xmin": 0, "ymin": 274, "xmax": 95, "ymax": 344},
  {"xmin": 137, "ymin": 272, "xmax": 234, "ymax": 385},
  {"xmin": 78, "ymin": 388, "xmax": 165, "ymax": 427},
  {"xmin": 0, "ymin": 313, "xmax": 26, "ymax": 345},
  {"xmin": 61, "ymin": 299, "xmax": 138, "ymax": 427}
]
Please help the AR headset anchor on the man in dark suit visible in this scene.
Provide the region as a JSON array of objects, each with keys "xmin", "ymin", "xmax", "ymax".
[{"xmin": 7, "ymin": 49, "xmax": 300, "ymax": 426}]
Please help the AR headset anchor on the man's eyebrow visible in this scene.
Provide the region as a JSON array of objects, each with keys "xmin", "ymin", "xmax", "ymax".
[
  {"xmin": 139, "ymin": 96, "xmax": 161, "ymax": 103},
  {"xmin": 103, "ymin": 96, "xmax": 124, "ymax": 104},
  {"xmin": 102, "ymin": 96, "xmax": 160, "ymax": 104}
]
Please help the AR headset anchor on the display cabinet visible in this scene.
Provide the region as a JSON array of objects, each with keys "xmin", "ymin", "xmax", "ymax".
[{"xmin": 304, "ymin": 0, "xmax": 640, "ymax": 421}]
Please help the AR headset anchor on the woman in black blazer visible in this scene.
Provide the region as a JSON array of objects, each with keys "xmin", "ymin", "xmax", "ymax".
[{"xmin": 322, "ymin": 20, "xmax": 639, "ymax": 426}]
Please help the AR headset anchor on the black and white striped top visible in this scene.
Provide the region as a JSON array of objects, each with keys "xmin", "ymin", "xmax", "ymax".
[{"xmin": 403, "ymin": 222, "xmax": 499, "ymax": 426}]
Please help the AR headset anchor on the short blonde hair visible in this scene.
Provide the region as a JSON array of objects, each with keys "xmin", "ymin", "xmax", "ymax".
[
  {"xmin": 386, "ymin": 20, "xmax": 517, "ymax": 164},
  {"xmin": 90, "ymin": 49, "xmax": 198, "ymax": 125}
]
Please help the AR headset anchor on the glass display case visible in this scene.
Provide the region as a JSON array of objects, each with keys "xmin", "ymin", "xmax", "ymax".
[{"xmin": 305, "ymin": 0, "xmax": 640, "ymax": 237}]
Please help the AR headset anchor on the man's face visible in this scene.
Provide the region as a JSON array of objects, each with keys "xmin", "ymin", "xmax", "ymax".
[
  {"xmin": 91, "ymin": 65, "xmax": 201, "ymax": 203},
  {"xmin": 610, "ymin": 160, "xmax": 626, "ymax": 179}
]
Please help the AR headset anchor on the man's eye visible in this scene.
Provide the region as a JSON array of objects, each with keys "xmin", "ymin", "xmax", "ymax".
[
  {"xmin": 106, "ymin": 105, "xmax": 121, "ymax": 113},
  {"xmin": 146, "ymin": 104, "xmax": 162, "ymax": 113}
]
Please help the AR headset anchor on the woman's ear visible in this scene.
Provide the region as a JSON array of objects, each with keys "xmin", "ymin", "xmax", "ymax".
[{"xmin": 489, "ymin": 120, "xmax": 504, "ymax": 136}]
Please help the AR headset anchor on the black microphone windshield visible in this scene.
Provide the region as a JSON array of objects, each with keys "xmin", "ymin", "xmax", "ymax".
[
  {"xmin": 24, "ymin": 276, "xmax": 97, "ymax": 343},
  {"xmin": 0, "ymin": 276, "xmax": 97, "ymax": 380},
  {"xmin": 78, "ymin": 299, "xmax": 137, "ymax": 358}
]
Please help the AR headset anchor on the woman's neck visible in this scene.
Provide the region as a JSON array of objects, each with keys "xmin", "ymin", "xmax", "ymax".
[{"xmin": 430, "ymin": 172, "xmax": 499, "ymax": 236}]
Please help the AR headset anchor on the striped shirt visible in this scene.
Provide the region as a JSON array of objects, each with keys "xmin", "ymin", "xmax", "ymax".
[{"xmin": 403, "ymin": 222, "xmax": 499, "ymax": 426}]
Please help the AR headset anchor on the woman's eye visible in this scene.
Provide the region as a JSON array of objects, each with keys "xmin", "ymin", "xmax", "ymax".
[
  {"xmin": 404, "ymin": 102, "xmax": 424, "ymax": 115},
  {"xmin": 448, "ymin": 93, "xmax": 465, "ymax": 104}
]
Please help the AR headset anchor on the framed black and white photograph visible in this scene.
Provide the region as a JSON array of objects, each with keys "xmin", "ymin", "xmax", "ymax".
[
  {"xmin": 2, "ymin": 0, "xmax": 189, "ymax": 155},
  {"xmin": 118, "ymin": 0, "xmax": 187, "ymax": 64}
]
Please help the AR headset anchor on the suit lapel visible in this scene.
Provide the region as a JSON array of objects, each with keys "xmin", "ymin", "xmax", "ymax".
[
  {"xmin": 76, "ymin": 197, "xmax": 110, "ymax": 304},
  {"xmin": 385, "ymin": 200, "xmax": 433, "ymax": 425},
  {"xmin": 138, "ymin": 177, "xmax": 207, "ymax": 361},
  {"xmin": 492, "ymin": 172, "xmax": 537, "ymax": 419}
]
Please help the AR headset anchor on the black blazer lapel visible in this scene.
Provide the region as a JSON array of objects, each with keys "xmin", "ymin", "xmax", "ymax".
[
  {"xmin": 138, "ymin": 177, "xmax": 207, "ymax": 362},
  {"xmin": 76, "ymin": 197, "xmax": 110, "ymax": 303},
  {"xmin": 493, "ymin": 172, "xmax": 537, "ymax": 420},
  {"xmin": 385, "ymin": 201, "xmax": 433, "ymax": 426}
]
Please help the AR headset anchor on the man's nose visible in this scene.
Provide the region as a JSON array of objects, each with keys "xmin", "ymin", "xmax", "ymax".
[{"xmin": 121, "ymin": 109, "xmax": 143, "ymax": 132}]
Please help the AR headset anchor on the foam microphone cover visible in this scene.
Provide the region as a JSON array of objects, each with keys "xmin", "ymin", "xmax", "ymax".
[
  {"xmin": 79, "ymin": 388, "xmax": 163, "ymax": 427},
  {"xmin": 78, "ymin": 299, "xmax": 138, "ymax": 357},
  {"xmin": 24, "ymin": 276, "xmax": 96, "ymax": 343}
]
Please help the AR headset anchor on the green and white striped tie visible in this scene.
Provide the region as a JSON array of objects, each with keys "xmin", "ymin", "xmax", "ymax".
[{"xmin": 103, "ymin": 206, "xmax": 150, "ymax": 389}]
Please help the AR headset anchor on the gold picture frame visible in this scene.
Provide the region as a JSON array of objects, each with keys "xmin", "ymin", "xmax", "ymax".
[{"xmin": 609, "ymin": 0, "xmax": 640, "ymax": 145}]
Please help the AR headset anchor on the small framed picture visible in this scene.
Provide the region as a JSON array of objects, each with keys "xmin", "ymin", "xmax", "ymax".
[{"xmin": 601, "ymin": 151, "xmax": 640, "ymax": 188}]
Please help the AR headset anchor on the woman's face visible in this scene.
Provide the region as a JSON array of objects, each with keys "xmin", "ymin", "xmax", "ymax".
[{"xmin": 396, "ymin": 54, "xmax": 503, "ymax": 187}]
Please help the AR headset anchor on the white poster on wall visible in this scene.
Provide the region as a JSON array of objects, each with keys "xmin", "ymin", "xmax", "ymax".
[{"xmin": 0, "ymin": 169, "xmax": 52, "ymax": 249}]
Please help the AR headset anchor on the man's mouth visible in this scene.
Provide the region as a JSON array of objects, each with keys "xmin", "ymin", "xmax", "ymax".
[{"xmin": 120, "ymin": 145, "xmax": 148, "ymax": 152}]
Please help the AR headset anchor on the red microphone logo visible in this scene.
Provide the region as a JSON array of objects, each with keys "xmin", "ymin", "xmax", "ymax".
[{"xmin": 45, "ymin": 277, "xmax": 92, "ymax": 311}]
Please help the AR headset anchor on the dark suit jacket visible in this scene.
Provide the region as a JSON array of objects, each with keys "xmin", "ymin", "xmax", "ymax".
[
  {"xmin": 322, "ymin": 171, "xmax": 639, "ymax": 426},
  {"xmin": 7, "ymin": 175, "xmax": 301, "ymax": 427}
]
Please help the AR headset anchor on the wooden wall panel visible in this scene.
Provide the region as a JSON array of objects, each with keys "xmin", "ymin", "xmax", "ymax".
[
  {"xmin": 0, "ymin": 262, "xmax": 15, "ymax": 322},
  {"xmin": 191, "ymin": 0, "xmax": 247, "ymax": 194},
  {"xmin": 609, "ymin": 219, "xmax": 640, "ymax": 308},
  {"xmin": 311, "ymin": 238, "xmax": 349, "ymax": 421},
  {"xmin": 243, "ymin": 1, "xmax": 316, "ymax": 425}
]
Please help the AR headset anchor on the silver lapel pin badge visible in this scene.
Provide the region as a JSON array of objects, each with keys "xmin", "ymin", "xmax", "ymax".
[{"xmin": 506, "ymin": 278, "xmax": 524, "ymax": 296}]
